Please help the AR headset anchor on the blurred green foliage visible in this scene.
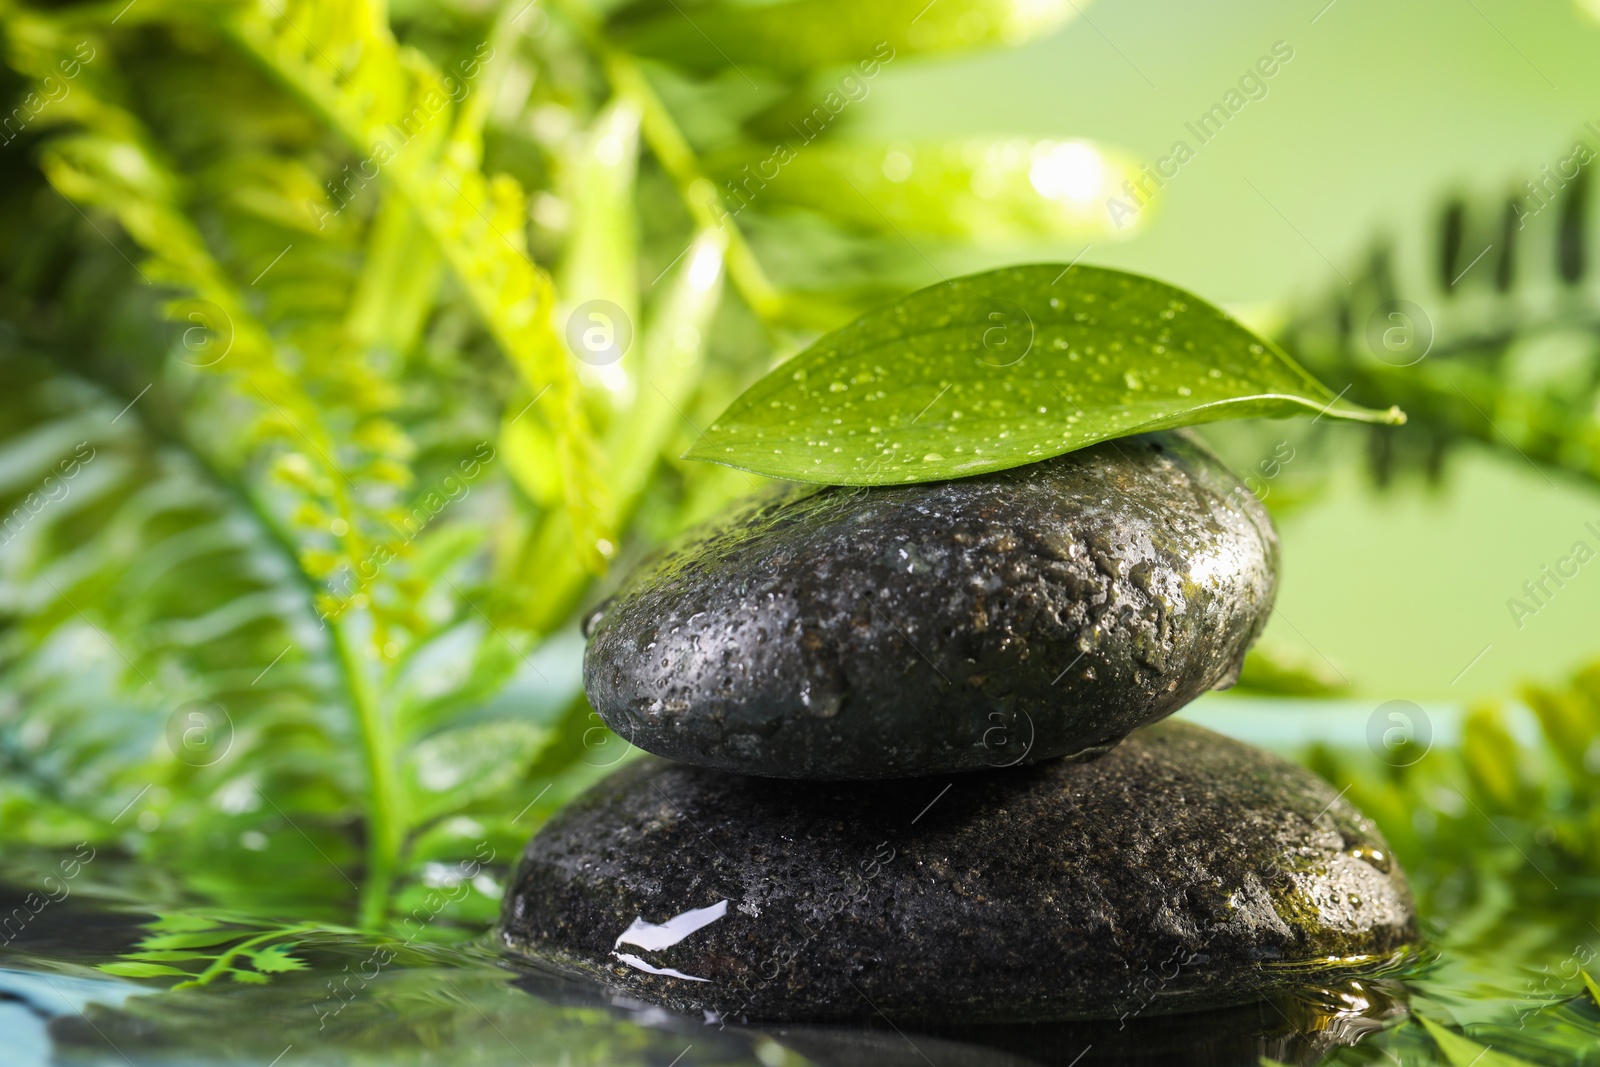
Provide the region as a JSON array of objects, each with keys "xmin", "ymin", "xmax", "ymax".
[
  {"xmin": 1307, "ymin": 661, "xmax": 1600, "ymax": 948},
  {"xmin": 1282, "ymin": 170, "xmax": 1600, "ymax": 492},
  {"xmin": 0, "ymin": 0, "xmax": 1147, "ymax": 930}
]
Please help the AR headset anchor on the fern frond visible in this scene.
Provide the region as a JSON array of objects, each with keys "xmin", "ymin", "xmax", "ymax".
[
  {"xmin": 1281, "ymin": 152, "xmax": 1600, "ymax": 488},
  {"xmin": 220, "ymin": 0, "xmax": 612, "ymax": 569},
  {"xmin": 2, "ymin": 11, "xmax": 398, "ymax": 596},
  {"xmin": 0, "ymin": 341, "xmax": 361, "ymax": 916},
  {"xmin": 1, "ymin": 0, "xmax": 1113, "ymax": 937}
]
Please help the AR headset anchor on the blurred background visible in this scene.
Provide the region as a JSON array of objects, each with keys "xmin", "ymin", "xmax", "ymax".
[{"xmin": 875, "ymin": 0, "xmax": 1600, "ymax": 706}]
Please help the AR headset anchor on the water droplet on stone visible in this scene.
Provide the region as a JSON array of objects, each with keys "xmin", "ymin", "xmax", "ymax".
[{"xmin": 582, "ymin": 599, "xmax": 613, "ymax": 638}]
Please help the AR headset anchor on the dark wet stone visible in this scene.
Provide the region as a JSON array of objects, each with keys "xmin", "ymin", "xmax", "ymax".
[
  {"xmin": 585, "ymin": 432, "xmax": 1277, "ymax": 779},
  {"xmin": 500, "ymin": 721, "xmax": 1418, "ymax": 1024}
]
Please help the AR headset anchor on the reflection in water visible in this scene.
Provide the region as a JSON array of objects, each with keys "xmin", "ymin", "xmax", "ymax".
[
  {"xmin": 511, "ymin": 944, "xmax": 1412, "ymax": 1067},
  {"xmin": 754, "ymin": 980, "xmax": 1407, "ymax": 1066},
  {"xmin": 0, "ymin": 968, "xmax": 141, "ymax": 1066},
  {"xmin": 13, "ymin": 880, "xmax": 1593, "ymax": 1067},
  {"xmin": 1, "ymin": 884, "xmax": 790, "ymax": 1067}
]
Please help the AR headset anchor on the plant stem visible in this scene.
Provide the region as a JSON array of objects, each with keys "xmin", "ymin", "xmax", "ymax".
[
  {"xmin": 332, "ymin": 617, "xmax": 401, "ymax": 929},
  {"xmin": 69, "ymin": 370, "xmax": 394, "ymax": 926},
  {"xmin": 604, "ymin": 55, "xmax": 781, "ymax": 322},
  {"xmin": 173, "ymin": 924, "xmax": 321, "ymax": 989},
  {"xmin": 159, "ymin": 408, "xmax": 399, "ymax": 928}
]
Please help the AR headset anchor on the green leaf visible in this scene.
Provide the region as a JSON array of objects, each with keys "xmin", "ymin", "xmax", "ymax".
[
  {"xmin": 1419, "ymin": 1017, "xmax": 1541, "ymax": 1067},
  {"xmin": 605, "ymin": 229, "xmax": 727, "ymax": 511},
  {"xmin": 98, "ymin": 962, "xmax": 192, "ymax": 979},
  {"xmin": 1584, "ymin": 969, "xmax": 1600, "ymax": 1008},
  {"xmin": 123, "ymin": 951, "xmax": 218, "ymax": 962},
  {"xmin": 686, "ymin": 264, "xmax": 1402, "ymax": 484},
  {"xmin": 401, "ymin": 720, "xmax": 553, "ymax": 823},
  {"xmin": 1232, "ymin": 639, "xmax": 1350, "ymax": 698},
  {"xmin": 138, "ymin": 930, "xmax": 252, "ymax": 950},
  {"xmin": 244, "ymin": 943, "xmax": 308, "ymax": 974},
  {"xmin": 145, "ymin": 914, "xmax": 228, "ymax": 933},
  {"xmin": 559, "ymin": 99, "xmax": 642, "ymax": 363},
  {"xmin": 612, "ymin": 0, "xmax": 1082, "ymax": 76},
  {"xmin": 709, "ymin": 139, "xmax": 1152, "ymax": 242}
]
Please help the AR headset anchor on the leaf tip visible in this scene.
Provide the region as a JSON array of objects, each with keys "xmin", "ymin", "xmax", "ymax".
[{"xmin": 681, "ymin": 429, "xmax": 731, "ymax": 467}]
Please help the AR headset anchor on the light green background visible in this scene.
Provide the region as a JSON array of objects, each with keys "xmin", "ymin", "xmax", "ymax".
[{"xmin": 858, "ymin": 0, "xmax": 1600, "ymax": 704}]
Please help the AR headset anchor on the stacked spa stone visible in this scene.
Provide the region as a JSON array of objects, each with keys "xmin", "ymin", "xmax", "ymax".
[{"xmin": 501, "ymin": 432, "xmax": 1417, "ymax": 1025}]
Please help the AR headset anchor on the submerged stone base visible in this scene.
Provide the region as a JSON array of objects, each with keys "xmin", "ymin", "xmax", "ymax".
[{"xmin": 501, "ymin": 721, "xmax": 1418, "ymax": 1023}]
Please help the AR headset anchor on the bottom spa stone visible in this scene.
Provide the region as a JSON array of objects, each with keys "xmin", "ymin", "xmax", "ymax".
[{"xmin": 500, "ymin": 721, "xmax": 1418, "ymax": 1023}]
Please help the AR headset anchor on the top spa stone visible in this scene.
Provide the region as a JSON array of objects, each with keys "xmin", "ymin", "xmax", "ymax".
[{"xmin": 584, "ymin": 431, "xmax": 1277, "ymax": 779}]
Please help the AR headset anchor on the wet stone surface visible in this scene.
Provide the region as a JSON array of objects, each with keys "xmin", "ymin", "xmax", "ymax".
[
  {"xmin": 500, "ymin": 721, "xmax": 1418, "ymax": 1024},
  {"xmin": 584, "ymin": 431, "xmax": 1279, "ymax": 779}
]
